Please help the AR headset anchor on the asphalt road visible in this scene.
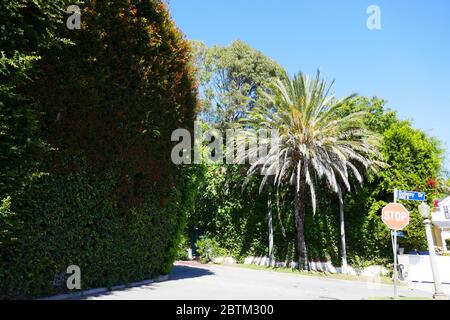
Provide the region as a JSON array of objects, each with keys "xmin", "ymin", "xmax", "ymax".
[{"xmin": 85, "ymin": 262, "xmax": 439, "ymax": 300}]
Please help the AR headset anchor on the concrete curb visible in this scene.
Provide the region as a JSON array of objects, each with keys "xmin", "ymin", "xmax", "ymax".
[{"xmin": 38, "ymin": 274, "xmax": 169, "ymax": 300}]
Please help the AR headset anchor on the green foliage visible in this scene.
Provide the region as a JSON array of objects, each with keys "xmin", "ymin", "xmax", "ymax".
[
  {"xmin": 2, "ymin": 157, "xmax": 188, "ymax": 298},
  {"xmin": 187, "ymin": 164, "xmax": 271, "ymax": 261},
  {"xmin": 380, "ymin": 122, "xmax": 443, "ymax": 192},
  {"xmin": 445, "ymin": 239, "xmax": 450, "ymax": 251},
  {"xmin": 185, "ymin": 40, "xmax": 446, "ymax": 270},
  {"xmin": 232, "ymin": 71, "xmax": 386, "ymax": 270},
  {"xmin": 1, "ymin": 1, "xmax": 74, "ymax": 298},
  {"xmin": 324, "ymin": 97, "xmax": 444, "ymax": 259},
  {"xmin": 350, "ymin": 255, "xmax": 390, "ymax": 271},
  {"xmin": 0, "ymin": 0, "xmax": 71, "ymax": 206},
  {"xmin": 191, "ymin": 40, "xmax": 286, "ymax": 127},
  {"xmin": 0, "ymin": 196, "xmax": 15, "ymax": 247},
  {"xmin": 175, "ymin": 234, "xmax": 190, "ymax": 261},
  {"xmin": 186, "ymin": 95, "xmax": 445, "ymax": 268},
  {"xmin": 1, "ymin": 0, "xmax": 197, "ymax": 298},
  {"xmin": 195, "ymin": 235, "xmax": 229, "ymax": 264}
]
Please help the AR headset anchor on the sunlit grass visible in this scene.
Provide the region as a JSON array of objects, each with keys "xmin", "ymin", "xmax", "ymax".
[
  {"xmin": 218, "ymin": 263, "xmax": 404, "ymax": 286},
  {"xmin": 368, "ymin": 297, "xmax": 432, "ymax": 300}
]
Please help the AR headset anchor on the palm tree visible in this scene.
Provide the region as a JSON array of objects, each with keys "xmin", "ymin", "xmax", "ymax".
[{"xmin": 236, "ymin": 71, "xmax": 384, "ymax": 271}]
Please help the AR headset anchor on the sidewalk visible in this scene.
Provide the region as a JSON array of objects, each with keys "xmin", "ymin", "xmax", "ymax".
[{"xmin": 409, "ymin": 282, "xmax": 450, "ymax": 297}]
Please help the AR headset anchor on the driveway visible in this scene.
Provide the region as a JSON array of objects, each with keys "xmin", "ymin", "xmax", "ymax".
[{"xmin": 85, "ymin": 262, "xmax": 437, "ymax": 300}]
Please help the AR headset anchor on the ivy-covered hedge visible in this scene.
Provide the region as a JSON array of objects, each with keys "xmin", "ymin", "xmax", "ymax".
[
  {"xmin": 2, "ymin": 158, "xmax": 192, "ymax": 298},
  {"xmin": 1, "ymin": 0, "xmax": 197, "ymax": 299}
]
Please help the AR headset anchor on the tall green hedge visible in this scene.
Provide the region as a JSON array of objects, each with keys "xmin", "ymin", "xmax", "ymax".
[{"xmin": 1, "ymin": 0, "xmax": 197, "ymax": 299}]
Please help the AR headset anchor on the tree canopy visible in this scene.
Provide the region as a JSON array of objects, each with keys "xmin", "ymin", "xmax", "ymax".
[
  {"xmin": 186, "ymin": 57, "xmax": 447, "ymax": 267},
  {"xmin": 192, "ymin": 40, "xmax": 286, "ymax": 127}
]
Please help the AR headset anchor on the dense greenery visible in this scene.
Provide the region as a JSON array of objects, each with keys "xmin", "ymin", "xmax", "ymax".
[
  {"xmin": 187, "ymin": 43, "xmax": 447, "ymax": 268},
  {"xmin": 1, "ymin": 0, "xmax": 69, "ymax": 225},
  {"xmin": 195, "ymin": 236, "xmax": 228, "ymax": 264},
  {"xmin": 234, "ymin": 72, "xmax": 385, "ymax": 270},
  {"xmin": 1, "ymin": 0, "xmax": 197, "ymax": 299},
  {"xmin": 189, "ymin": 102, "xmax": 445, "ymax": 266},
  {"xmin": 187, "ymin": 164, "xmax": 270, "ymax": 262},
  {"xmin": 192, "ymin": 40, "xmax": 286, "ymax": 127},
  {"xmin": 1, "ymin": 1, "xmax": 447, "ymax": 300},
  {"xmin": 340, "ymin": 97, "xmax": 445, "ymax": 261}
]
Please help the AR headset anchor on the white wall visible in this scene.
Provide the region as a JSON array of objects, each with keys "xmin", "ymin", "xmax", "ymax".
[
  {"xmin": 442, "ymin": 230, "xmax": 450, "ymax": 240},
  {"xmin": 243, "ymin": 256, "xmax": 388, "ymax": 276},
  {"xmin": 398, "ymin": 254, "xmax": 450, "ymax": 284}
]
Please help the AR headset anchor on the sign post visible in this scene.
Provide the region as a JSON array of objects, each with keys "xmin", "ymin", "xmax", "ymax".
[
  {"xmin": 383, "ymin": 189, "xmax": 425, "ymax": 299},
  {"xmin": 382, "ymin": 201, "xmax": 410, "ymax": 299},
  {"xmin": 393, "ymin": 188, "xmax": 398, "ymax": 298},
  {"xmin": 393, "ymin": 229, "xmax": 398, "ymax": 298}
]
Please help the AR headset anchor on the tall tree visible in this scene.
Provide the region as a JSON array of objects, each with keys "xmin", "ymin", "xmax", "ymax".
[
  {"xmin": 191, "ymin": 40, "xmax": 286, "ymax": 263},
  {"xmin": 238, "ymin": 71, "xmax": 384, "ymax": 270},
  {"xmin": 191, "ymin": 40, "xmax": 286, "ymax": 128}
]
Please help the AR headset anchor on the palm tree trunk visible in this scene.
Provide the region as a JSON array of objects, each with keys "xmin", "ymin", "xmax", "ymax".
[
  {"xmin": 339, "ymin": 193, "xmax": 348, "ymax": 274},
  {"xmin": 294, "ymin": 188, "xmax": 308, "ymax": 270},
  {"xmin": 268, "ymin": 190, "xmax": 274, "ymax": 267}
]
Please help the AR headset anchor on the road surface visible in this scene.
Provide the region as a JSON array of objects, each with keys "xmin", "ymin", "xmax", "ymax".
[{"xmin": 84, "ymin": 262, "xmax": 441, "ymax": 300}]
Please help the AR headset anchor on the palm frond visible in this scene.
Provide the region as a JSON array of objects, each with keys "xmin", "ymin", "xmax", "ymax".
[{"xmin": 235, "ymin": 70, "xmax": 386, "ymax": 214}]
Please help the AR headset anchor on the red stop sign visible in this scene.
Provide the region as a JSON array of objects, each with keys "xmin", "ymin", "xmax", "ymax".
[{"xmin": 382, "ymin": 203, "xmax": 410, "ymax": 230}]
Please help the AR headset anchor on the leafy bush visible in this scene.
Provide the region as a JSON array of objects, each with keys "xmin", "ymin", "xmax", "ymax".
[
  {"xmin": 176, "ymin": 234, "xmax": 191, "ymax": 261},
  {"xmin": 0, "ymin": 197, "xmax": 15, "ymax": 247},
  {"xmin": 195, "ymin": 236, "xmax": 229, "ymax": 264},
  {"xmin": 446, "ymin": 239, "xmax": 450, "ymax": 251},
  {"xmin": 349, "ymin": 255, "xmax": 389, "ymax": 270}
]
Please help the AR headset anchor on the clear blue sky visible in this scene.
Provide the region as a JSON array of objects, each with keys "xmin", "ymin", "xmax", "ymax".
[{"xmin": 169, "ymin": 0, "xmax": 450, "ymax": 172}]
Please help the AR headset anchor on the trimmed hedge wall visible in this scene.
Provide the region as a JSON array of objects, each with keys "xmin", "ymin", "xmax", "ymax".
[{"xmin": 1, "ymin": 0, "xmax": 197, "ymax": 299}]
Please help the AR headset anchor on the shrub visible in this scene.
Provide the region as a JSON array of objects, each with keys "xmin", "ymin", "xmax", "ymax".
[
  {"xmin": 176, "ymin": 234, "xmax": 191, "ymax": 261},
  {"xmin": 195, "ymin": 236, "xmax": 229, "ymax": 264},
  {"xmin": 349, "ymin": 255, "xmax": 390, "ymax": 270}
]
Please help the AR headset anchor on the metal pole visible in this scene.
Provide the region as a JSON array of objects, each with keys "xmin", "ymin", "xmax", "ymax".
[
  {"xmin": 393, "ymin": 230, "xmax": 398, "ymax": 299},
  {"xmin": 393, "ymin": 188, "xmax": 398, "ymax": 299},
  {"xmin": 424, "ymin": 218, "xmax": 448, "ymax": 299}
]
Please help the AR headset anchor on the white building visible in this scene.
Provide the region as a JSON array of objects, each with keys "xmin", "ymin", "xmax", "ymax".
[{"xmin": 432, "ymin": 196, "xmax": 450, "ymax": 253}]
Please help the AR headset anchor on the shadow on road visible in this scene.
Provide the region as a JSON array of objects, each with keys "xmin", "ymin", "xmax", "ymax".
[
  {"xmin": 77, "ymin": 264, "xmax": 214, "ymax": 299},
  {"xmin": 168, "ymin": 264, "xmax": 214, "ymax": 281}
]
